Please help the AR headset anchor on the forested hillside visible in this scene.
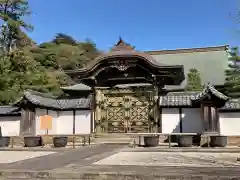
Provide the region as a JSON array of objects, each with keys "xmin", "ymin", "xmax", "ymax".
[{"xmin": 0, "ymin": 0, "xmax": 100, "ymax": 104}]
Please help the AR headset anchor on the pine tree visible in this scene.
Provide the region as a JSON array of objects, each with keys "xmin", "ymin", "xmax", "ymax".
[
  {"xmin": 0, "ymin": 0, "xmax": 33, "ymax": 53},
  {"xmin": 224, "ymin": 47, "xmax": 240, "ymax": 98},
  {"xmin": 186, "ymin": 68, "xmax": 202, "ymax": 91},
  {"xmin": 52, "ymin": 33, "xmax": 77, "ymax": 46}
]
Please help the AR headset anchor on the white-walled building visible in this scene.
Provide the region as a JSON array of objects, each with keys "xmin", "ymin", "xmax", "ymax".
[{"xmin": 1, "ymin": 39, "xmax": 240, "ymax": 147}]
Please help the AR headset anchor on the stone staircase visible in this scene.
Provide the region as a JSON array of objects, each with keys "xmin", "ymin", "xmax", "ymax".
[
  {"xmin": 92, "ymin": 133, "xmax": 133, "ymax": 144},
  {"xmin": 91, "ymin": 133, "xmax": 173, "ymax": 145}
]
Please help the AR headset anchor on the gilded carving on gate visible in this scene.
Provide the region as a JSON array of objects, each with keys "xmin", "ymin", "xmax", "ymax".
[{"xmin": 95, "ymin": 86, "xmax": 158, "ymax": 133}]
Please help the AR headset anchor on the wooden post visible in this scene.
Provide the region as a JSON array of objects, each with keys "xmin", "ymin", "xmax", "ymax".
[
  {"xmin": 11, "ymin": 137, "xmax": 14, "ymax": 148},
  {"xmin": 168, "ymin": 134, "xmax": 171, "ymax": 148},
  {"xmin": 158, "ymin": 108, "xmax": 162, "ymax": 133},
  {"xmin": 82, "ymin": 136, "xmax": 86, "ymax": 146},
  {"xmin": 133, "ymin": 136, "xmax": 136, "ymax": 148},
  {"xmin": 46, "ymin": 109, "xmax": 49, "ymax": 135},
  {"xmin": 73, "ymin": 110, "xmax": 76, "ymax": 148},
  {"xmin": 73, "ymin": 136, "xmax": 75, "ymax": 149},
  {"xmin": 73, "ymin": 110, "xmax": 76, "ymax": 135},
  {"xmin": 88, "ymin": 135, "xmax": 91, "ymax": 145},
  {"xmin": 202, "ymin": 104, "xmax": 209, "ymax": 132},
  {"xmin": 179, "ymin": 108, "xmax": 183, "ymax": 133}
]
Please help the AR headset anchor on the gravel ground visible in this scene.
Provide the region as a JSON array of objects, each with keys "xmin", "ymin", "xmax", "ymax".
[
  {"xmin": 0, "ymin": 151, "xmax": 55, "ymax": 163},
  {"xmin": 94, "ymin": 152, "xmax": 240, "ymax": 167}
]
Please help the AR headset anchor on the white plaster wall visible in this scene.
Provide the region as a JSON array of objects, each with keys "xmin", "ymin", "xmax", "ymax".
[
  {"xmin": 35, "ymin": 109, "xmax": 92, "ymax": 135},
  {"xmin": 75, "ymin": 110, "xmax": 91, "ymax": 134},
  {"xmin": 0, "ymin": 116, "xmax": 20, "ymax": 136},
  {"xmin": 57, "ymin": 111, "xmax": 73, "ymax": 135},
  {"xmin": 162, "ymin": 108, "xmax": 180, "ymax": 133},
  {"xmin": 182, "ymin": 108, "xmax": 204, "ymax": 133},
  {"xmin": 219, "ymin": 112, "xmax": 240, "ymax": 136},
  {"xmin": 35, "ymin": 109, "xmax": 58, "ymax": 135},
  {"xmin": 48, "ymin": 110, "xmax": 58, "ymax": 135}
]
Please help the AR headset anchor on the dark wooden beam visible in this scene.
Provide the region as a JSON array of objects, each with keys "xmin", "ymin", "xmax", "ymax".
[{"xmin": 179, "ymin": 108, "xmax": 183, "ymax": 133}]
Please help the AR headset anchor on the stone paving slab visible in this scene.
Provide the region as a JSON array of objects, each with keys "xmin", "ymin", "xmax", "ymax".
[
  {"xmin": 71, "ymin": 165, "xmax": 240, "ymax": 176},
  {"xmin": 1, "ymin": 167, "xmax": 240, "ymax": 179},
  {"xmin": 94, "ymin": 152, "xmax": 240, "ymax": 167},
  {"xmin": 0, "ymin": 144, "xmax": 126, "ymax": 171},
  {"xmin": 0, "ymin": 147, "xmax": 68, "ymax": 152},
  {"xmin": 127, "ymin": 146, "xmax": 240, "ymax": 153},
  {"xmin": 0, "ymin": 151, "xmax": 55, "ymax": 164},
  {"xmin": 1, "ymin": 145, "xmax": 240, "ymax": 179}
]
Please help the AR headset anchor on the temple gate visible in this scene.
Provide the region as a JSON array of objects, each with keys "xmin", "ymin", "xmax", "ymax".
[{"xmin": 66, "ymin": 38, "xmax": 185, "ymax": 133}]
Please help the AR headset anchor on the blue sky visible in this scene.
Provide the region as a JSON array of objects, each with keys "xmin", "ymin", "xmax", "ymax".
[{"xmin": 27, "ymin": 0, "xmax": 238, "ymax": 51}]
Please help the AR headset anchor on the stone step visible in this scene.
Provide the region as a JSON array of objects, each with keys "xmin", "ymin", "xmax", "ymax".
[
  {"xmin": 91, "ymin": 135, "xmax": 173, "ymax": 145},
  {"xmin": 93, "ymin": 134, "xmax": 169, "ymax": 140},
  {"xmin": 92, "ymin": 138, "xmax": 133, "ymax": 143},
  {"xmin": 93, "ymin": 133, "xmax": 132, "ymax": 138}
]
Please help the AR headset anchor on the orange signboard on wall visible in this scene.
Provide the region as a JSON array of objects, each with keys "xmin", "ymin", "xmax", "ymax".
[{"xmin": 40, "ymin": 115, "xmax": 52, "ymax": 130}]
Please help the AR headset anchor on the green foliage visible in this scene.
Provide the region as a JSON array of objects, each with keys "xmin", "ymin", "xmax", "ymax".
[
  {"xmin": 28, "ymin": 35, "xmax": 100, "ymax": 70},
  {"xmin": 186, "ymin": 68, "xmax": 202, "ymax": 91},
  {"xmin": 0, "ymin": 0, "xmax": 33, "ymax": 53},
  {"xmin": 224, "ymin": 47, "xmax": 240, "ymax": 97},
  {"xmin": 0, "ymin": 1, "xmax": 101, "ymax": 105},
  {"xmin": 52, "ymin": 33, "xmax": 77, "ymax": 45},
  {"xmin": 0, "ymin": 50, "xmax": 71, "ymax": 104}
]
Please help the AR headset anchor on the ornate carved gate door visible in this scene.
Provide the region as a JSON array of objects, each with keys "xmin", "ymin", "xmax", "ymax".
[
  {"xmin": 106, "ymin": 95, "xmax": 126, "ymax": 133},
  {"xmin": 129, "ymin": 95, "xmax": 149, "ymax": 133},
  {"xmin": 105, "ymin": 94, "xmax": 150, "ymax": 133}
]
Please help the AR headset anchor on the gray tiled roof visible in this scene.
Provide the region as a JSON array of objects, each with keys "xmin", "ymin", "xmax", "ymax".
[
  {"xmin": 220, "ymin": 99, "xmax": 240, "ymax": 110},
  {"xmin": 14, "ymin": 90, "xmax": 91, "ymax": 110},
  {"xmin": 159, "ymin": 84, "xmax": 229, "ymax": 107},
  {"xmin": 114, "ymin": 83, "xmax": 152, "ymax": 88},
  {"xmin": 159, "ymin": 91, "xmax": 240, "ymax": 111},
  {"xmin": 192, "ymin": 83, "xmax": 229, "ymax": 101},
  {"xmin": 61, "ymin": 83, "xmax": 92, "ymax": 91},
  {"xmin": 0, "ymin": 106, "xmax": 20, "ymax": 115},
  {"xmin": 159, "ymin": 92, "xmax": 197, "ymax": 107}
]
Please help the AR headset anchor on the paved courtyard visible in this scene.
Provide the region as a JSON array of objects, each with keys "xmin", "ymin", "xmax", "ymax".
[
  {"xmin": 1, "ymin": 145, "xmax": 240, "ymax": 178},
  {"xmin": 94, "ymin": 151, "xmax": 240, "ymax": 167},
  {"xmin": 0, "ymin": 151, "xmax": 55, "ymax": 163}
]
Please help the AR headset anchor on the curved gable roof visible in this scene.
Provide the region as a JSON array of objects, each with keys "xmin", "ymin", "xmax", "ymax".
[{"xmin": 13, "ymin": 90, "xmax": 91, "ymax": 110}]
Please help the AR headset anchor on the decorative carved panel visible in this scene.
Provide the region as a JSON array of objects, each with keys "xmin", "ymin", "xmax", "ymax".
[
  {"xmin": 107, "ymin": 107, "xmax": 125, "ymax": 133},
  {"xmin": 130, "ymin": 106, "xmax": 149, "ymax": 132},
  {"xmin": 129, "ymin": 96, "xmax": 149, "ymax": 132},
  {"xmin": 100, "ymin": 91, "xmax": 150, "ymax": 133}
]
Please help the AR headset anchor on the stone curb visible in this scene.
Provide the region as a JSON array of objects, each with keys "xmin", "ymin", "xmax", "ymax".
[
  {"xmin": 126, "ymin": 147, "xmax": 240, "ymax": 153},
  {"xmin": 0, "ymin": 145, "xmax": 93, "ymax": 152},
  {"xmin": 0, "ymin": 147, "xmax": 69, "ymax": 152},
  {"xmin": 0, "ymin": 170, "xmax": 239, "ymax": 179}
]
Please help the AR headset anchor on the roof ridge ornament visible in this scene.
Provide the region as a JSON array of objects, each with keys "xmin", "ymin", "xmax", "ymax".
[
  {"xmin": 191, "ymin": 83, "xmax": 229, "ymax": 102},
  {"xmin": 111, "ymin": 37, "xmax": 135, "ymax": 51}
]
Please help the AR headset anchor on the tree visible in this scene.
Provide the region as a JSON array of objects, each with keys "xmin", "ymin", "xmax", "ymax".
[
  {"xmin": 28, "ymin": 34, "xmax": 100, "ymax": 70},
  {"xmin": 0, "ymin": 49, "xmax": 71, "ymax": 104},
  {"xmin": 225, "ymin": 47, "xmax": 240, "ymax": 97},
  {"xmin": 0, "ymin": 1, "xmax": 83, "ymax": 105},
  {"xmin": 52, "ymin": 33, "xmax": 77, "ymax": 46},
  {"xmin": 0, "ymin": 0, "xmax": 33, "ymax": 53},
  {"xmin": 186, "ymin": 68, "xmax": 202, "ymax": 91}
]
